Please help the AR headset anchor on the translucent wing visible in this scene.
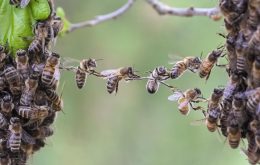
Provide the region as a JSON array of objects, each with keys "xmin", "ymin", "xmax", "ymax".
[
  {"xmin": 100, "ymin": 69, "xmax": 118, "ymax": 78},
  {"xmin": 178, "ymin": 98, "xmax": 189, "ymax": 110},
  {"xmin": 61, "ymin": 57, "xmax": 80, "ymax": 67},
  {"xmin": 20, "ymin": 0, "xmax": 30, "ymax": 8},
  {"xmin": 168, "ymin": 54, "xmax": 186, "ymax": 65},
  {"xmin": 168, "ymin": 91, "xmax": 183, "ymax": 101},
  {"xmin": 22, "ymin": 129, "xmax": 36, "ymax": 144}
]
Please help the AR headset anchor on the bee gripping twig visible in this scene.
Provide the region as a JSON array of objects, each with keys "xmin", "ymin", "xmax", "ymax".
[{"xmin": 68, "ymin": 0, "xmax": 136, "ymax": 33}]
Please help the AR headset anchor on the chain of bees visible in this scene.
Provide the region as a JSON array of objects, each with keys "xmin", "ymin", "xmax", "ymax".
[{"xmin": 3, "ymin": 0, "xmax": 260, "ymax": 164}]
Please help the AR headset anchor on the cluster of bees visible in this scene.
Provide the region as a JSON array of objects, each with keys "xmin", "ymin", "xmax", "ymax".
[
  {"xmin": 5, "ymin": 0, "xmax": 260, "ymax": 164},
  {"xmin": 0, "ymin": 0, "xmax": 64, "ymax": 164}
]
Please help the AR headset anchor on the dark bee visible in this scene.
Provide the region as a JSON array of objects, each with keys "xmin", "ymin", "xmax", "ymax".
[
  {"xmin": 16, "ymin": 49, "xmax": 29, "ymax": 80},
  {"xmin": 220, "ymin": 101, "xmax": 232, "ymax": 137},
  {"xmin": 227, "ymin": 112, "xmax": 241, "ymax": 149},
  {"xmin": 41, "ymin": 53, "xmax": 60, "ymax": 88},
  {"xmin": 1, "ymin": 94, "xmax": 14, "ymax": 115},
  {"xmin": 28, "ymin": 38, "xmax": 43, "ymax": 56},
  {"xmin": 246, "ymin": 87, "xmax": 260, "ymax": 115},
  {"xmin": 8, "ymin": 117, "xmax": 22, "ymax": 152},
  {"xmin": 146, "ymin": 66, "xmax": 169, "ymax": 94},
  {"xmin": 206, "ymin": 107, "xmax": 221, "ymax": 132},
  {"xmin": 169, "ymin": 56, "xmax": 201, "ymax": 79},
  {"xmin": 45, "ymin": 89, "xmax": 63, "ymax": 112},
  {"xmin": 235, "ymin": 33, "xmax": 247, "ymax": 74},
  {"xmin": 199, "ymin": 48, "xmax": 224, "ymax": 80},
  {"xmin": 20, "ymin": 73, "xmax": 39, "ymax": 106},
  {"xmin": 31, "ymin": 126, "xmax": 54, "ymax": 139},
  {"xmin": 101, "ymin": 67, "xmax": 140, "ymax": 94},
  {"xmin": 18, "ymin": 105, "xmax": 49, "ymax": 120},
  {"xmin": 4, "ymin": 65, "xmax": 21, "ymax": 95},
  {"xmin": 208, "ymin": 88, "xmax": 224, "ymax": 110}
]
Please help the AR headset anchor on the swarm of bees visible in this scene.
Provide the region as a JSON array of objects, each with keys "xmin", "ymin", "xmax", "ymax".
[{"xmin": 6, "ymin": 0, "xmax": 260, "ymax": 164}]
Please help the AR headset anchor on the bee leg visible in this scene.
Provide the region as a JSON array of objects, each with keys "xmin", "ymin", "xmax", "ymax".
[
  {"xmin": 189, "ymin": 103, "xmax": 203, "ymax": 111},
  {"xmin": 115, "ymin": 82, "xmax": 119, "ymax": 94},
  {"xmin": 215, "ymin": 63, "xmax": 227, "ymax": 68},
  {"xmin": 205, "ymin": 70, "xmax": 211, "ymax": 81}
]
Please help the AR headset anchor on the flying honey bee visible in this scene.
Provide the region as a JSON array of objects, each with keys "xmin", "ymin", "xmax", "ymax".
[
  {"xmin": 168, "ymin": 88, "xmax": 204, "ymax": 115},
  {"xmin": 45, "ymin": 89, "xmax": 63, "ymax": 112},
  {"xmin": 1, "ymin": 94, "xmax": 14, "ymax": 115},
  {"xmin": 8, "ymin": 117, "xmax": 22, "ymax": 152},
  {"xmin": 15, "ymin": 49, "xmax": 29, "ymax": 80},
  {"xmin": 4, "ymin": 65, "xmax": 21, "ymax": 95},
  {"xmin": 169, "ymin": 56, "xmax": 201, "ymax": 79},
  {"xmin": 41, "ymin": 52, "xmax": 60, "ymax": 88},
  {"xmin": 146, "ymin": 66, "xmax": 170, "ymax": 94},
  {"xmin": 100, "ymin": 67, "xmax": 140, "ymax": 94},
  {"xmin": 20, "ymin": 73, "xmax": 39, "ymax": 106},
  {"xmin": 9, "ymin": 0, "xmax": 31, "ymax": 8},
  {"xmin": 199, "ymin": 47, "xmax": 224, "ymax": 80}
]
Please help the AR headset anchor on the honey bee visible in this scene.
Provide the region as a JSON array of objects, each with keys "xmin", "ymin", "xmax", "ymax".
[
  {"xmin": 0, "ymin": 113, "xmax": 8, "ymax": 129},
  {"xmin": 146, "ymin": 66, "xmax": 170, "ymax": 94},
  {"xmin": 0, "ymin": 45, "xmax": 7, "ymax": 70},
  {"xmin": 75, "ymin": 58, "xmax": 98, "ymax": 89},
  {"xmin": 20, "ymin": 73, "xmax": 39, "ymax": 106},
  {"xmin": 41, "ymin": 52, "xmax": 60, "ymax": 88},
  {"xmin": 206, "ymin": 107, "xmax": 221, "ymax": 132},
  {"xmin": 235, "ymin": 32, "xmax": 247, "ymax": 74},
  {"xmin": 168, "ymin": 88, "xmax": 204, "ymax": 115},
  {"xmin": 208, "ymin": 88, "xmax": 224, "ymax": 110},
  {"xmin": 227, "ymin": 112, "xmax": 241, "ymax": 149},
  {"xmin": 169, "ymin": 56, "xmax": 201, "ymax": 79},
  {"xmin": 232, "ymin": 93, "xmax": 248, "ymax": 125},
  {"xmin": 18, "ymin": 105, "xmax": 49, "ymax": 120},
  {"xmin": 8, "ymin": 117, "xmax": 22, "ymax": 152},
  {"xmin": 45, "ymin": 89, "xmax": 63, "ymax": 112},
  {"xmin": 199, "ymin": 48, "xmax": 224, "ymax": 80},
  {"xmin": 9, "ymin": 0, "xmax": 31, "ymax": 8},
  {"xmin": 41, "ymin": 111, "xmax": 56, "ymax": 126},
  {"xmin": 246, "ymin": 87, "xmax": 260, "ymax": 115},
  {"xmin": 52, "ymin": 16, "xmax": 64, "ymax": 38},
  {"xmin": 28, "ymin": 38, "xmax": 43, "ymax": 56},
  {"xmin": 1, "ymin": 94, "xmax": 14, "ymax": 115},
  {"xmin": 15, "ymin": 49, "xmax": 29, "ymax": 80},
  {"xmin": 220, "ymin": 101, "xmax": 232, "ymax": 137},
  {"xmin": 4, "ymin": 65, "xmax": 21, "ymax": 95},
  {"xmin": 31, "ymin": 126, "xmax": 53, "ymax": 139},
  {"xmin": 101, "ymin": 67, "xmax": 140, "ymax": 94}
]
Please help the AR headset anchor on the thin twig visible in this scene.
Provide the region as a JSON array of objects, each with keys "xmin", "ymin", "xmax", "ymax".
[
  {"xmin": 146, "ymin": 0, "xmax": 221, "ymax": 20},
  {"xmin": 68, "ymin": 0, "xmax": 136, "ymax": 33}
]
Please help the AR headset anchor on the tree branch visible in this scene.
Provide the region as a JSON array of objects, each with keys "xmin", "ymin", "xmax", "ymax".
[
  {"xmin": 146, "ymin": 0, "xmax": 221, "ymax": 20},
  {"xmin": 68, "ymin": 0, "xmax": 136, "ymax": 33}
]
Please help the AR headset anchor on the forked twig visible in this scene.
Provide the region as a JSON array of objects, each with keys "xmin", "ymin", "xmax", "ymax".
[{"xmin": 68, "ymin": 0, "xmax": 136, "ymax": 32}]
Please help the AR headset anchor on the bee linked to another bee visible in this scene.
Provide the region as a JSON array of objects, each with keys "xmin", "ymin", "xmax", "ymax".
[
  {"xmin": 100, "ymin": 67, "xmax": 140, "ymax": 94},
  {"xmin": 168, "ymin": 88, "xmax": 205, "ymax": 115}
]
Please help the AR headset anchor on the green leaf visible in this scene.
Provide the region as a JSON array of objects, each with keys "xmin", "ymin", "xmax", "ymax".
[{"xmin": 0, "ymin": 0, "xmax": 51, "ymax": 57}]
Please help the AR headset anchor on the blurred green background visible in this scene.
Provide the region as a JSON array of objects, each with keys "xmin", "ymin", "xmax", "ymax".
[{"xmin": 33, "ymin": 0, "xmax": 248, "ymax": 165}]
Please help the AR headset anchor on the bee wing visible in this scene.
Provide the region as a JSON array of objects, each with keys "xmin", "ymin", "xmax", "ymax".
[
  {"xmin": 100, "ymin": 69, "xmax": 118, "ymax": 78},
  {"xmin": 168, "ymin": 54, "xmax": 185, "ymax": 64},
  {"xmin": 22, "ymin": 129, "xmax": 36, "ymax": 145},
  {"xmin": 168, "ymin": 92, "xmax": 183, "ymax": 101},
  {"xmin": 61, "ymin": 57, "xmax": 80, "ymax": 66},
  {"xmin": 20, "ymin": 0, "xmax": 30, "ymax": 8}
]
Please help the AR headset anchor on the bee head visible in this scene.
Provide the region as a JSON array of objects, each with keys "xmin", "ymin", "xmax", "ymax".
[
  {"xmin": 49, "ymin": 53, "xmax": 60, "ymax": 65},
  {"xmin": 87, "ymin": 58, "xmax": 97, "ymax": 68},
  {"xmin": 10, "ymin": 117, "xmax": 20, "ymax": 125},
  {"xmin": 2, "ymin": 94, "xmax": 12, "ymax": 103},
  {"xmin": 157, "ymin": 66, "xmax": 167, "ymax": 75},
  {"xmin": 194, "ymin": 88, "xmax": 202, "ymax": 95},
  {"xmin": 213, "ymin": 88, "xmax": 224, "ymax": 95},
  {"xmin": 16, "ymin": 49, "xmax": 26, "ymax": 57},
  {"xmin": 30, "ymin": 71, "xmax": 40, "ymax": 80}
]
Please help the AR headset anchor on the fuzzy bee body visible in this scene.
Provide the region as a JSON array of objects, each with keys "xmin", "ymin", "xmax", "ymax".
[
  {"xmin": 75, "ymin": 67, "xmax": 87, "ymax": 89},
  {"xmin": 146, "ymin": 66, "xmax": 169, "ymax": 94},
  {"xmin": 45, "ymin": 89, "xmax": 63, "ymax": 111},
  {"xmin": 8, "ymin": 117, "xmax": 22, "ymax": 152},
  {"xmin": 16, "ymin": 49, "xmax": 29, "ymax": 80},
  {"xmin": 206, "ymin": 107, "xmax": 221, "ymax": 132},
  {"xmin": 1, "ymin": 94, "xmax": 14, "ymax": 114},
  {"xmin": 170, "ymin": 57, "xmax": 201, "ymax": 79},
  {"xmin": 4, "ymin": 65, "xmax": 21, "ymax": 95},
  {"xmin": 41, "ymin": 53, "xmax": 60, "ymax": 88},
  {"xmin": 20, "ymin": 74, "xmax": 38, "ymax": 106},
  {"xmin": 18, "ymin": 105, "xmax": 49, "ymax": 120}
]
